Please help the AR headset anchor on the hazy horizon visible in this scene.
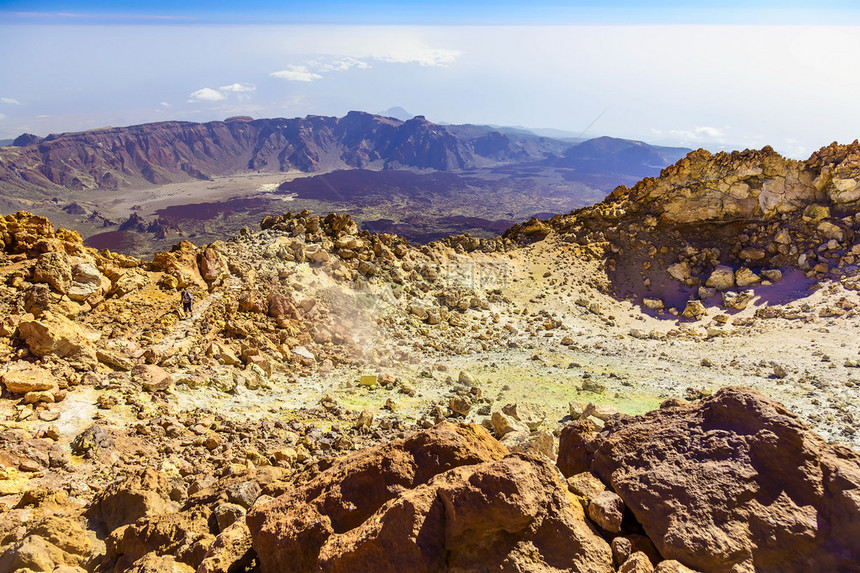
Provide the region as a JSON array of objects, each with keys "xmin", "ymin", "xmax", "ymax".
[{"xmin": 2, "ymin": 2, "xmax": 859, "ymax": 159}]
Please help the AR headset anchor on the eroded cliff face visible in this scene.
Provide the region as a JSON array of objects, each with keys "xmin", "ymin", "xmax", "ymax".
[{"xmin": 0, "ymin": 113, "xmax": 563, "ymax": 192}]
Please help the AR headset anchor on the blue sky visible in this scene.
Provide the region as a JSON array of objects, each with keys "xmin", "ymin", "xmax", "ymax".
[
  {"xmin": 1, "ymin": 1, "xmax": 859, "ymax": 157},
  {"xmin": 4, "ymin": 1, "xmax": 860, "ymax": 25}
]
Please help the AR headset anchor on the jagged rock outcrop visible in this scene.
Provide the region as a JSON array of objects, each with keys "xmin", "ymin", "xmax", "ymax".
[
  {"xmin": 557, "ymin": 387, "xmax": 860, "ymax": 572},
  {"xmin": 247, "ymin": 422, "xmax": 612, "ymax": 573},
  {"xmin": 505, "ymin": 142, "xmax": 860, "ymax": 311}
]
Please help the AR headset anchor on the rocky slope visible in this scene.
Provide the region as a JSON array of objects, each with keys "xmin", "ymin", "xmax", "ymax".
[
  {"xmin": 1, "ymin": 140, "xmax": 860, "ymax": 571},
  {"xmin": 506, "ymin": 141, "xmax": 860, "ymax": 309}
]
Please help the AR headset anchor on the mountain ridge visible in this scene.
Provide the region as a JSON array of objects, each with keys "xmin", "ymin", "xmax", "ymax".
[{"xmin": 0, "ymin": 112, "xmax": 689, "ymax": 193}]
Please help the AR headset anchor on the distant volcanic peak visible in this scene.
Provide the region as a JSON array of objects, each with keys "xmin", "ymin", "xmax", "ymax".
[{"xmin": 379, "ymin": 106, "xmax": 414, "ymax": 121}]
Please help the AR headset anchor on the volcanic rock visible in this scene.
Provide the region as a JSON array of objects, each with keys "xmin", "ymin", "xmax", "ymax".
[
  {"xmin": 17, "ymin": 311, "xmax": 100, "ymax": 368},
  {"xmin": 618, "ymin": 551, "xmax": 655, "ymax": 573},
  {"xmin": 32, "ymin": 251, "xmax": 73, "ymax": 293},
  {"xmin": 247, "ymin": 423, "xmax": 517, "ymax": 572},
  {"xmin": 558, "ymin": 387, "xmax": 860, "ymax": 572},
  {"xmin": 587, "ymin": 490, "xmax": 625, "ymax": 533},
  {"xmin": 197, "ymin": 520, "xmax": 254, "ymax": 573},
  {"xmin": 89, "ymin": 467, "xmax": 179, "ymax": 532},
  {"xmin": 199, "ymin": 246, "xmax": 228, "ymax": 282},
  {"xmin": 0, "ymin": 364, "xmax": 59, "ymax": 395},
  {"xmin": 250, "ymin": 434, "xmax": 612, "ymax": 573},
  {"xmin": 150, "ymin": 240, "xmax": 205, "ymax": 288},
  {"xmin": 131, "ymin": 364, "xmax": 173, "ymax": 392},
  {"xmin": 704, "ymin": 266, "xmax": 735, "ymax": 290}
]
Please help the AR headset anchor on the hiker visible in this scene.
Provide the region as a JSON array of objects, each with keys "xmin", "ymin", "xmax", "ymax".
[{"xmin": 181, "ymin": 290, "xmax": 193, "ymax": 316}]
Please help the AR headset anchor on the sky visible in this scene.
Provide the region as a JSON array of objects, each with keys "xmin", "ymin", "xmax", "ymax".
[{"xmin": 1, "ymin": 1, "xmax": 859, "ymax": 158}]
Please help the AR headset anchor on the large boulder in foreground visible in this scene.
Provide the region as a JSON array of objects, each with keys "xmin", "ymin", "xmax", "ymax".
[
  {"xmin": 315, "ymin": 454, "xmax": 611, "ymax": 573},
  {"xmin": 558, "ymin": 387, "xmax": 860, "ymax": 572},
  {"xmin": 248, "ymin": 423, "xmax": 611, "ymax": 572}
]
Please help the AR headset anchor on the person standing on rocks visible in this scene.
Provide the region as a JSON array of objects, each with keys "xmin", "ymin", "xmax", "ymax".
[{"xmin": 181, "ymin": 290, "xmax": 193, "ymax": 317}]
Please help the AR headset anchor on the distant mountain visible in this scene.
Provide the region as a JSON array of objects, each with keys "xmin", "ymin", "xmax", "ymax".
[
  {"xmin": 502, "ymin": 126, "xmax": 585, "ymax": 142},
  {"xmin": 553, "ymin": 136, "xmax": 691, "ymax": 178},
  {"xmin": 0, "ymin": 113, "xmax": 691, "ymax": 196},
  {"xmin": 379, "ymin": 107, "xmax": 414, "ymax": 121},
  {"xmin": 0, "ymin": 112, "xmax": 574, "ymax": 192},
  {"xmin": 0, "ymin": 139, "xmax": 14, "ymax": 147}
]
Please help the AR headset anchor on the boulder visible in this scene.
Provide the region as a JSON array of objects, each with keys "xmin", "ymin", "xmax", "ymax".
[
  {"xmin": 817, "ymin": 220, "xmax": 844, "ymax": 241},
  {"xmin": 1, "ymin": 364, "xmax": 59, "ymax": 395},
  {"xmin": 619, "ymin": 551, "xmax": 655, "ymax": 573},
  {"xmin": 490, "ymin": 410, "xmax": 527, "ymax": 437},
  {"xmin": 131, "ymin": 364, "xmax": 173, "ymax": 392},
  {"xmin": 568, "ymin": 472, "xmax": 606, "ymax": 502},
  {"xmin": 654, "ymin": 561, "xmax": 699, "ymax": 573},
  {"xmin": 32, "ymin": 251, "xmax": 73, "ymax": 293},
  {"xmin": 448, "ymin": 396, "xmax": 471, "ymax": 416},
  {"xmin": 0, "ymin": 514, "xmax": 93, "ymax": 571},
  {"xmin": 226, "ymin": 481, "xmax": 261, "ymax": 509},
  {"xmin": 123, "ymin": 552, "xmax": 196, "ymax": 573},
  {"xmin": 251, "ymin": 450, "xmax": 612, "ymax": 573},
  {"xmin": 587, "ymin": 490, "xmax": 625, "ymax": 533},
  {"xmin": 150, "ymin": 241, "xmax": 206, "ymax": 288},
  {"xmin": 738, "ymin": 247, "xmax": 766, "ymax": 261},
  {"xmin": 558, "ymin": 387, "xmax": 860, "ymax": 572},
  {"xmin": 17, "ymin": 311, "xmax": 100, "ymax": 368},
  {"xmin": 197, "ymin": 521, "xmax": 254, "ymax": 573},
  {"xmin": 67, "ymin": 262, "xmax": 109, "ymax": 302},
  {"xmin": 501, "ymin": 402, "xmax": 546, "ymax": 430},
  {"xmin": 705, "ymin": 266, "xmax": 735, "ymax": 290},
  {"xmin": 247, "ymin": 423, "xmax": 517, "ymax": 572},
  {"xmin": 214, "ymin": 503, "xmax": 246, "ymax": 532},
  {"xmin": 267, "ymin": 292, "xmax": 298, "ymax": 319},
  {"xmin": 89, "ymin": 468, "xmax": 178, "ymax": 532},
  {"xmin": 734, "ymin": 267, "xmax": 760, "ymax": 288},
  {"xmin": 681, "ymin": 300, "xmax": 707, "ymax": 320},
  {"xmin": 667, "ymin": 262, "xmax": 691, "ymax": 282},
  {"xmin": 760, "ymin": 269, "xmax": 783, "ymax": 283},
  {"xmin": 198, "ymin": 246, "xmax": 228, "ymax": 282},
  {"xmin": 500, "ymin": 430, "xmax": 556, "ymax": 460},
  {"xmin": 104, "ymin": 507, "xmax": 214, "ymax": 570},
  {"xmin": 723, "ymin": 289, "xmax": 754, "ymax": 310},
  {"xmin": 802, "ymin": 204, "xmax": 830, "ymax": 224}
]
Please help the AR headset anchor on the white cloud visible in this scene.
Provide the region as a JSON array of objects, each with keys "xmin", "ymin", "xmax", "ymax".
[
  {"xmin": 188, "ymin": 88, "xmax": 226, "ymax": 102},
  {"xmin": 219, "ymin": 83, "xmax": 256, "ymax": 93},
  {"xmin": 668, "ymin": 126, "xmax": 726, "ymax": 141},
  {"xmin": 160, "ymin": 101, "xmax": 172, "ymax": 108},
  {"xmin": 695, "ymin": 126, "xmax": 724, "ymax": 138},
  {"xmin": 374, "ymin": 47, "xmax": 461, "ymax": 67},
  {"xmin": 1, "ymin": 97, "xmax": 22, "ymax": 105},
  {"xmin": 271, "ymin": 50, "xmax": 455, "ymax": 84},
  {"xmin": 310, "ymin": 57, "xmax": 370, "ymax": 73},
  {"xmin": 271, "ymin": 65, "xmax": 324, "ymax": 82}
]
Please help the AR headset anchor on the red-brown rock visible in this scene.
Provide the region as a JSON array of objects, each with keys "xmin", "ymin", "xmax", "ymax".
[
  {"xmin": 247, "ymin": 423, "xmax": 515, "ymax": 572},
  {"xmin": 558, "ymin": 387, "xmax": 860, "ymax": 572},
  {"xmin": 89, "ymin": 468, "xmax": 179, "ymax": 532},
  {"xmin": 198, "ymin": 246, "xmax": 228, "ymax": 282},
  {"xmin": 314, "ymin": 454, "xmax": 612, "ymax": 573}
]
